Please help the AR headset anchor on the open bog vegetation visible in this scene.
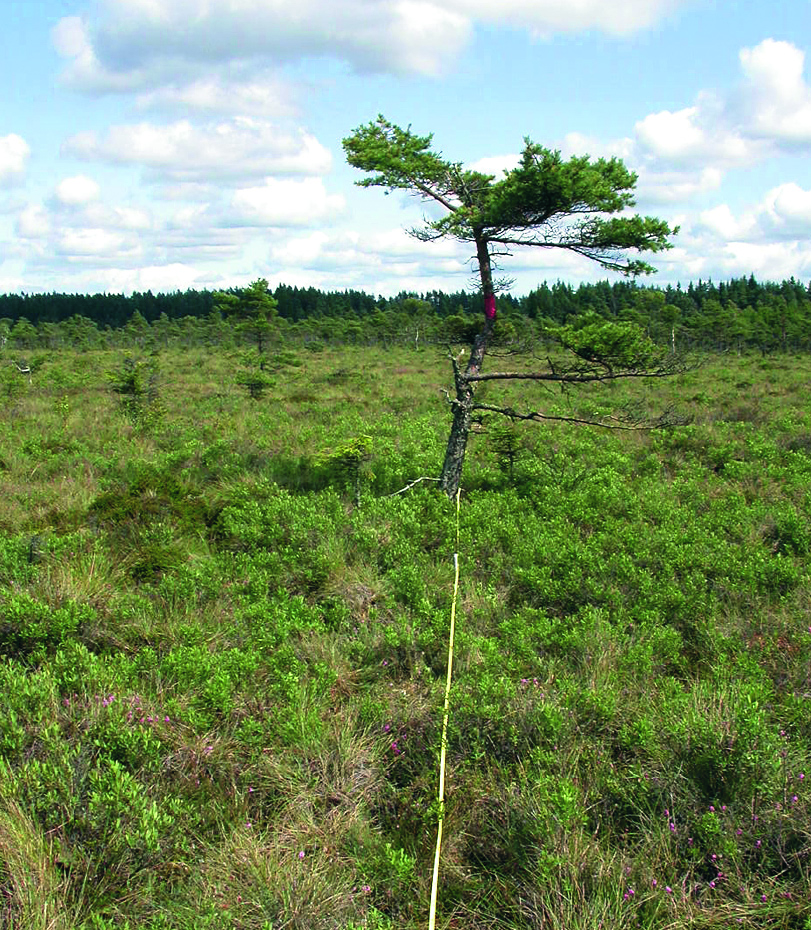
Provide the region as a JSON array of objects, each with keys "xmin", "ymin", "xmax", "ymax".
[{"xmin": 1, "ymin": 343, "xmax": 810, "ymax": 929}]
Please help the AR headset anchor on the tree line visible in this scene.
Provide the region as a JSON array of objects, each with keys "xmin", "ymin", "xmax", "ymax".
[{"xmin": 2, "ymin": 274, "xmax": 811, "ymax": 353}]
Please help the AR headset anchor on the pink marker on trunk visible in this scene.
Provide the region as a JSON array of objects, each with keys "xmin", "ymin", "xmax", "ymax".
[{"xmin": 484, "ymin": 294, "xmax": 497, "ymax": 320}]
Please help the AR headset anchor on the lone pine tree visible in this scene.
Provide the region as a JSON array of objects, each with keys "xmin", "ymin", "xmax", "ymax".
[{"xmin": 344, "ymin": 116, "xmax": 680, "ymax": 497}]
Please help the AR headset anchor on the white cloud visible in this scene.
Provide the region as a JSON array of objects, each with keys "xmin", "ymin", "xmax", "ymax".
[
  {"xmin": 52, "ymin": 0, "xmax": 691, "ymax": 94},
  {"xmin": 0, "ymin": 135, "xmax": 30, "ymax": 185},
  {"xmin": 16, "ymin": 205, "xmax": 50, "ymax": 239},
  {"xmin": 55, "ymin": 175, "xmax": 101, "ymax": 206},
  {"xmin": 695, "ymin": 182, "xmax": 811, "ymax": 245},
  {"xmin": 468, "ymin": 154, "xmax": 520, "ymax": 177},
  {"xmin": 56, "ymin": 227, "xmax": 131, "ymax": 258},
  {"xmin": 63, "ymin": 118, "xmax": 332, "ymax": 182},
  {"xmin": 698, "ymin": 203, "xmax": 757, "ymax": 240},
  {"xmin": 561, "ymin": 132, "xmax": 635, "ymax": 161},
  {"xmin": 135, "ymin": 72, "xmax": 298, "ymax": 117},
  {"xmin": 637, "ymin": 166, "xmax": 723, "ymax": 204},
  {"xmin": 635, "ymin": 100, "xmax": 755, "ymax": 166},
  {"xmin": 759, "ymin": 182, "xmax": 811, "ymax": 237},
  {"xmin": 228, "ymin": 177, "xmax": 345, "ymax": 227},
  {"xmin": 738, "ymin": 39, "xmax": 811, "ymax": 143},
  {"xmin": 454, "ymin": 0, "xmax": 686, "ymax": 36},
  {"xmin": 716, "ymin": 240, "xmax": 811, "ymax": 280}
]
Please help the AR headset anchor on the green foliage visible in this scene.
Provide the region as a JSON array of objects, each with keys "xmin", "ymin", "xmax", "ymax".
[
  {"xmin": 1, "ymin": 347, "xmax": 811, "ymax": 928},
  {"xmin": 0, "ymin": 594, "xmax": 94, "ymax": 657},
  {"xmin": 488, "ymin": 419, "xmax": 523, "ymax": 478},
  {"xmin": 107, "ymin": 356, "xmax": 163, "ymax": 427},
  {"xmin": 319, "ymin": 435, "xmax": 374, "ymax": 505},
  {"xmin": 344, "ymin": 115, "xmax": 676, "ymax": 276},
  {"xmin": 551, "ymin": 312, "xmax": 664, "ymax": 369}
]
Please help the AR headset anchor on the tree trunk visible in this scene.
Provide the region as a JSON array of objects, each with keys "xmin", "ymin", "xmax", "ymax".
[{"xmin": 438, "ymin": 235, "xmax": 496, "ymax": 498}]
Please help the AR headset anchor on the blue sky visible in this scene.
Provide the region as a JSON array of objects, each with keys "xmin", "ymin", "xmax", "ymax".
[{"xmin": 3, "ymin": 0, "xmax": 811, "ymax": 296}]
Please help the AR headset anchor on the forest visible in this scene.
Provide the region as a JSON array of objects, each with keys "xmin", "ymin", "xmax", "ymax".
[{"xmin": 2, "ymin": 274, "xmax": 811, "ymax": 354}]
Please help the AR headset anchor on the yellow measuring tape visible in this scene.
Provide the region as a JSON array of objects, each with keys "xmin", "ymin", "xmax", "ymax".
[{"xmin": 428, "ymin": 487, "xmax": 461, "ymax": 930}]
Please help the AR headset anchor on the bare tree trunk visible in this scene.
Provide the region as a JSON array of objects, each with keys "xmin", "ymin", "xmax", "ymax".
[{"xmin": 439, "ymin": 235, "xmax": 496, "ymax": 498}]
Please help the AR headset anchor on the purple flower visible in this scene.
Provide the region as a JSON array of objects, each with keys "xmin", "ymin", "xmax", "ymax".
[
  {"xmin": 298, "ymin": 851, "xmax": 305, "ymax": 859},
  {"xmin": 665, "ymin": 886, "xmax": 672, "ymax": 894}
]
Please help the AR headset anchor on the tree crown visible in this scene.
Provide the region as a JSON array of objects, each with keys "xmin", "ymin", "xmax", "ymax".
[{"xmin": 343, "ymin": 116, "xmax": 677, "ymax": 276}]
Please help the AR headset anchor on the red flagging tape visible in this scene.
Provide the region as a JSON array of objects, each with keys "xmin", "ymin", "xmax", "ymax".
[{"xmin": 485, "ymin": 295, "xmax": 496, "ymax": 319}]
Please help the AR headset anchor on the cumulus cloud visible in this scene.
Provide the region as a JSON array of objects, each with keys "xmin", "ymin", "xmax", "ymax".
[
  {"xmin": 738, "ymin": 39, "xmax": 811, "ymax": 143},
  {"xmin": 63, "ymin": 118, "xmax": 332, "ymax": 182},
  {"xmin": 761, "ymin": 182, "xmax": 811, "ymax": 231},
  {"xmin": 54, "ymin": 175, "xmax": 101, "ymax": 206},
  {"xmin": 228, "ymin": 177, "xmax": 345, "ymax": 227},
  {"xmin": 698, "ymin": 203, "xmax": 758, "ymax": 241},
  {"xmin": 135, "ymin": 72, "xmax": 298, "ymax": 117},
  {"xmin": 695, "ymin": 183, "xmax": 811, "ymax": 245},
  {"xmin": 634, "ymin": 100, "xmax": 757, "ymax": 167},
  {"xmin": 52, "ymin": 0, "xmax": 691, "ymax": 94},
  {"xmin": 16, "ymin": 205, "xmax": 50, "ymax": 239},
  {"xmin": 0, "ymin": 135, "xmax": 30, "ymax": 186},
  {"xmin": 636, "ymin": 166, "xmax": 724, "ymax": 204}
]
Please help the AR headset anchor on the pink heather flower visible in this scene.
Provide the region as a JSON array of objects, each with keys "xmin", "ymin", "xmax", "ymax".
[
  {"xmin": 298, "ymin": 851, "xmax": 305, "ymax": 859},
  {"xmin": 665, "ymin": 886, "xmax": 672, "ymax": 894},
  {"xmin": 792, "ymin": 795, "xmax": 798, "ymax": 803},
  {"xmin": 164, "ymin": 716, "xmax": 170, "ymax": 723},
  {"xmin": 709, "ymin": 881, "xmax": 716, "ymax": 888},
  {"xmin": 736, "ymin": 829, "xmax": 743, "ymax": 836},
  {"xmin": 755, "ymin": 840, "xmax": 761, "ymax": 848},
  {"xmin": 362, "ymin": 884, "xmax": 371, "ymax": 894},
  {"xmin": 800, "ymin": 773, "xmax": 805, "ymax": 780},
  {"xmin": 709, "ymin": 806, "xmax": 715, "ymax": 812},
  {"xmin": 248, "ymin": 787, "xmax": 254, "ymax": 793},
  {"xmin": 652, "ymin": 880, "xmax": 657, "ymax": 887},
  {"xmin": 761, "ymin": 894, "xmax": 767, "ymax": 902}
]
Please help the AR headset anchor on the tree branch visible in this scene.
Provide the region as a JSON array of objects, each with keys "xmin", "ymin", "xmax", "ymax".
[
  {"xmin": 465, "ymin": 365, "xmax": 684, "ymax": 385},
  {"xmin": 471, "ymin": 402, "xmax": 688, "ymax": 430}
]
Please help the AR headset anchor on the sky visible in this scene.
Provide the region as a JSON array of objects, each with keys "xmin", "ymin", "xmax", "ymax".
[{"xmin": 2, "ymin": 0, "xmax": 811, "ymax": 298}]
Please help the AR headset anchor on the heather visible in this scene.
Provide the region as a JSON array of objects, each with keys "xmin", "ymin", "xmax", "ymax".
[{"xmin": 0, "ymin": 343, "xmax": 810, "ymax": 929}]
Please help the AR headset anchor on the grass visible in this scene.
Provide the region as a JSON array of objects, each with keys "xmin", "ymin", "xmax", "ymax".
[{"xmin": 0, "ymin": 343, "xmax": 810, "ymax": 928}]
